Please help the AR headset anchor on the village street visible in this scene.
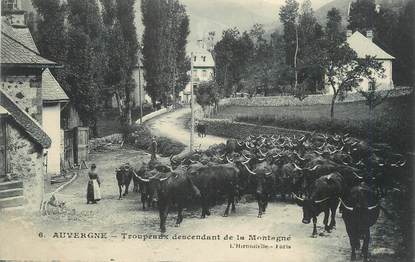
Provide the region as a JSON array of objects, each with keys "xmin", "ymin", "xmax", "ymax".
[
  {"xmin": 0, "ymin": 109, "xmax": 398, "ymax": 262},
  {"xmin": 146, "ymin": 107, "xmax": 227, "ymax": 151}
]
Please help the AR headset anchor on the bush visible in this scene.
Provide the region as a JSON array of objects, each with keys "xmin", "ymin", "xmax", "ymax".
[{"xmin": 124, "ymin": 125, "xmax": 185, "ymax": 156}]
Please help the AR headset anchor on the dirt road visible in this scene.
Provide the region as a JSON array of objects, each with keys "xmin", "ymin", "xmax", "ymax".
[
  {"xmin": 146, "ymin": 107, "xmax": 226, "ymax": 151},
  {"xmin": 0, "ymin": 109, "xmax": 399, "ymax": 261}
]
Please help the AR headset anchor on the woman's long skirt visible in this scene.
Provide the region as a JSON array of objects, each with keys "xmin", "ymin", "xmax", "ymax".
[{"xmin": 87, "ymin": 179, "xmax": 101, "ymax": 202}]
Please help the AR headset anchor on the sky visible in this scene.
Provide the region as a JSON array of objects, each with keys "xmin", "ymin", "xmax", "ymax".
[{"xmin": 134, "ymin": 0, "xmax": 336, "ymax": 51}]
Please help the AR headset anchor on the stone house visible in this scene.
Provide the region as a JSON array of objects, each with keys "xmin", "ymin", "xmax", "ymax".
[
  {"xmin": 325, "ymin": 30, "xmax": 395, "ymax": 95},
  {"xmin": 0, "ymin": 19, "xmax": 62, "ymax": 213}
]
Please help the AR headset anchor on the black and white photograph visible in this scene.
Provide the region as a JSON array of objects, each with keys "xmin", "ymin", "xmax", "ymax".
[{"xmin": 0, "ymin": 0, "xmax": 414, "ymax": 261}]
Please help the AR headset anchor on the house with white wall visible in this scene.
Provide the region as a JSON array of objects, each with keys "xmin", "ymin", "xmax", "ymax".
[
  {"xmin": 42, "ymin": 69, "xmax": 69, "ymax": 175},
  {"xmin": 2, "ymin": 0, "xmax": 69, "ymax": 176},
  {"xmin": 180, "ymin": 40, "xmax": 215, "ymax": 103},
  {"xmin": 326, "ymin": 30, "xmax": 395, "ymax": 94}
]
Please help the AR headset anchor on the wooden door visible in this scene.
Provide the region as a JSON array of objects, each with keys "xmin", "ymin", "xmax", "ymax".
[
  {"xmin": 74, "ymin": 127, "xmax": 89, "ymax": 165},
  {"xmin": 64, "ymin": 129, "xmax": 74, "ymax": 168},
  {"xmin": 0, "ymin": 117, "xmax": 6, "ymax": 177}
]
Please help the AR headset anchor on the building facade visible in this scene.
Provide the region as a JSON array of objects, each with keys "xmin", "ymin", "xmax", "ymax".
[
  {"xmin": 325, "ymin": 30, "xmax": 395, "ymax": 95},
  {"xmin": 180, "ymin": 40, "xmax": 215, "ymax": 103}
]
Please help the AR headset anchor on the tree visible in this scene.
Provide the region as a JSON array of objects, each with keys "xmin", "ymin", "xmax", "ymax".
[
  {"xmin": 142, "ymin": 0, "xmax": 190, "ymax": 107},
  {"xmin": 322, "ymin": 42, "xmax": 384, "ymax": 119},
  {"xmin": 280, "ymin": 0, "xmax": 303, "ymax": 95},
  {"xmin": 66, "ymin": 0, "xmax": 105, "ymax": 136},
  {"xmin": 31, "ymin": 0, "xmax": 69, "ymax": 102},
  {"xmin": 194, "ymin": 81, "xmax": 220, "ymax": 112},
  {"xmin": 391, "ymin": 1, "xmax": 414, "ymax": 86},
  {"xmin": 296, "ymin": 0, "xmax": 325, "ymax": 97},
  {"xmin": 101, "ymin": 0, "xmax": 139, "ymax": 126},
  {"xmin": 348, "ymin": 0, "xmax": 376, "ymax": 33},
  {"xmin": 214, "ymin": 28, "xmax": 254, "ymax": 97}
]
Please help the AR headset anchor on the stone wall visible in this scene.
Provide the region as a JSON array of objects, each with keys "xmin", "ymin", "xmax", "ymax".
[
  {"xmin": 218, "ymin": 86, "xmax": 413, "ymax": 107},
  {"xmin": 6, "ymin": 121, "xmax": 45, "ymax": 213},
  {"xmin": 198, "ymin": 118, "xmax": 310, "ymax": 140},
  {"xmin": 0, "ymin": 68, "xmax": 43, "ymax": 124}
]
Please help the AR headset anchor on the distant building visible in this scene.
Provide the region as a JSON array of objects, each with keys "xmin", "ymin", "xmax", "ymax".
[
  {"xmin": 325, "ymin": 30, "xmax": 395, "ymax": 94},
  {"xmin": 180, "ymin": 40, "xmax": 215, "ymax": 103}
]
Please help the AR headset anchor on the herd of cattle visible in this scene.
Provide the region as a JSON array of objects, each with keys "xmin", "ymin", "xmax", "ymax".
[{"xmin": 115, "ymin": 132, "xmax": 409, "ymax": 261}]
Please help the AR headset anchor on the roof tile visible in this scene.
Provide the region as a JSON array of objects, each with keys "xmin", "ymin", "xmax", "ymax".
[
  {"xmin": 0, "ymin": 90, "xmax": 51, "ymax": 148},
  {"xmin": 42, "ymin": 69, "xmax": 69, "ymax": 102}
]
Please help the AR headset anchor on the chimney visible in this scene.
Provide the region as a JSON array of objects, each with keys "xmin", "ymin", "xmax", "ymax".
[
  {"xmin": 366, "ymin": 30, "xmax": 373, "ymax": 41},
  {"xmin": 346, "ymin": 30, "xmax": 353, "ymax": 38}
]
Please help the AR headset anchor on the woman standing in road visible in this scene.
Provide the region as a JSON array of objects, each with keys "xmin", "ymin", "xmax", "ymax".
[{"xmin": 87, "ymin": 164, "xmax": 101, "ymax": 204}]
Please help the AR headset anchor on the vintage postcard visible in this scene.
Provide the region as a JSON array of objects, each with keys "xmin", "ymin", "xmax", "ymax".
[{"xmin": 0, "ymin": 0, "xmax": 413, "ymax": 261}]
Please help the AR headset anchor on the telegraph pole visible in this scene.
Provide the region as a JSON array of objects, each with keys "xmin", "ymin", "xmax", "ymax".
[
  {"xmin": 138, "ymin": 50, "xmax": 143, "ymax": 124},
  {"xmin": 190, "ymin": 52, "xmax": 195, "ymax": 152}
]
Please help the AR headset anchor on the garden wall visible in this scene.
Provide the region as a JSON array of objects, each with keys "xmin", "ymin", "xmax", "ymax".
[{"xmin": 218, "ymin": 87, "xmax": 413, "ymax": 107}]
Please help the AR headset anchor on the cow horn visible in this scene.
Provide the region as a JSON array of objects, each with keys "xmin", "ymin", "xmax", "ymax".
[
  {"xmin": 398, "ymin": 160, "xmax": 407, "ymax": 167},
  {"xmin": 242, "ymin": 153, "xmax": 249, "ymax": 160},
  {"xmin": 314, "ymin": 150, "xmax": 323, "ymax": 155},
  {"xmin": 293, "ymin": 163, "xmax": 303, "ymax": 171},
  {"xmin": 136, "ymin": 175, "xmax": 150, "ymax": 183},
  {"xmin": 258, "ymin": 157, "xmax": 266, "ymax": 162},
  {"xmin": 159, "ymin": 175, "xmax": 171, "ymax": 182},
  {"xmin": 259, "ymin": 149, "xmax": 266, "ymax": 156},
  {"xmin": 243, "ymin": 163, "xmax": 256, "ymax": 175},
  {"xmin": 170, "ymin": 154, "xmax": 177, "ymax": 164},
  {"xmin": 226, "ymin": 155, "xmax": 234, "ymax": 163},
  {"xmin": 368, "ymin": 204, "xmax": 379, "ymax": 210},
  {"xmin": 292, "ymin": 193, "xmax": 304, "ymax": 202},
  {"xmin": 265, "ymin": 172, "xmax": 272, "ymax": 177},
  {"xmin": 339, "ymin": 198, "xmax": 353, "ymax": 211},
  {"xmin": 353, "ymin": 172, "xmax": 363, "ymax": 180},
  {"xmin": 307, "ymin": 165, "xmax": 319, "ymax": 171},
  {"xmin": 314, "ymin": 197, "xmax": 330, "ymax": 204}
]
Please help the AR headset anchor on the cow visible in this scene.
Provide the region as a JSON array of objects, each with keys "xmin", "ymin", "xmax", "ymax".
[
  {"xmin": 196, "ymin": 123, "xmax": 207, "ymax": 137},
  {"xmin": 242, "ymin": 163, "xmax": 276, "ymax": 218},
  {"xmin": 340, "ymin": 183, "xmax": 380, "ymax": 261},
  {"xmin": 293, "ymin": 172, "xmax": 343, "ymax": 237},
  {"xmin": 134, "ymin": 165, "xmax": 160, "ymax": 210},
  {"xmin": 115, "ymin": 164, "xmax": 134, "ymax": 199},
  {"xmin": 189, "ymin": 163, "xmax": 240, "ymax": 218},
  {"xmin": 139, "ymin": 165, "xmax": 201, "ymax": 233}
]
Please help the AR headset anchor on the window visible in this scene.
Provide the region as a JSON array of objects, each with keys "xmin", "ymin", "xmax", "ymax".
[
  {"xmin": 202, "ymin": 70, "xmax": 207, "ymax": 78},
  {"xmin": 193, "ymin": 56, "xmax": 197, "ymax": 62},
  {"xmin": 192, "ymin": 70, "xmax": 197, "ymax": 78},
  {"xmin": 202, "ymin": 56, "xmax": 206, "ymax": 62}
]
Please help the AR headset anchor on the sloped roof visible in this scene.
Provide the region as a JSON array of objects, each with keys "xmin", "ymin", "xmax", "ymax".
[
  {"xmin": 42, "ymin": 69, "xmax": 69, "ymax": 102},
  {"xmin": 0, "ymin": 90, "xmax": 51, "ymax": 148},
  {"xmin": 13, "ymin": 27, "xmax": 40, "ymax": 53},
  {"xmin": 191, "ymin": 48, "xmax": 215, "ymax": 68},
  {"xmin": 0, "ymin": 105, "xmax": 9, "ymax": 115},
  {"xmin": 1, "ymin": 20, "xmax": 58, "ymax": 67},
  {"xmin": 347, "ymin": 31, "xmax": 395, "ymax": 60}
]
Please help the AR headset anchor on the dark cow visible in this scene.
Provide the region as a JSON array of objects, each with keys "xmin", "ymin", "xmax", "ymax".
[
  {"xmin": 148, "ymin": 166, "xmax": 201, "ymax": 233},
  {"xmin": 340, "ymin": 183, "xmax": 380, "ymax": 261},
  {"xmin": 196, "ymin": 123, "xmax": 207, "ymax": 137},
  {"xmin": 189, "ymin": 163, "xmax": 240, "ymax": 218},
  {"xmin": 134, "ymin": 165, "xmax": 159, "ymax": 210},
  {"xmin": 242, "ymin": 164, "xmax": 276, "ymax": 218},
  {"xmin": 115, "ymin": 164, "xmax": 134, "ymax": 199},
  {"xmin": 294, "ymin": 172, "xmax": 343, "ymax": 237}
]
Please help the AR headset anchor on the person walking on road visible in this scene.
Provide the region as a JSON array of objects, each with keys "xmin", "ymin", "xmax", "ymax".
[
  {"xmin": 87, "ymin": 163, "xmax": 101, "ymax": 204},
  {"xmin": 150, "ymin": 136, "xmax": 158, "ymax": 160}
]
